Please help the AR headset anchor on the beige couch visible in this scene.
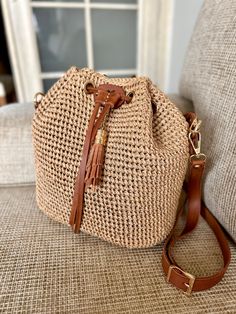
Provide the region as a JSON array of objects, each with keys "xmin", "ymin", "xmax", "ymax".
[{"xmin": 0, "ymin": 1, "xmax": 235, "ymax": 313}]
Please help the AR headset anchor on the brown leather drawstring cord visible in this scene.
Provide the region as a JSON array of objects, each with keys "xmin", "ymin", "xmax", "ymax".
[
  {"xmin": 162, "ymin": 113, "xmax": 231, "ymax": 295},
  {"xmin": 69, "ymin": 84, "xmax": 131, "ymax": 233},
  {"xmin": 69, "ymin": 99, "xmax": 101, "ymax": 230}
]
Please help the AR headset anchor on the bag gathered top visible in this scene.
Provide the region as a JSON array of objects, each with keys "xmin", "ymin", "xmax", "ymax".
[{"xmin": 32, "ymin": 67, "xmax": 230, "ymax": 295}]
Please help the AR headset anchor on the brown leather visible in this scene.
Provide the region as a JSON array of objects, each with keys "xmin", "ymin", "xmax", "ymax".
[
  {"xmin": 69, "ymin": 84, "xmax": 128, "ymax": 233},
  {"xmin": 181, "ymin": 157, "xmax": 205, "ymax": 235},
  {"xmin": 181, "ymin": 112, "xmax": 205, "ymax": 235},
  {"xmin": 162, "ymin": 201, "xmax": 231, "ymax": 293},
  {"xmin": 162, "ymin": 113, "xmax": 231, "ymax": 294},
  {"xmin": 69, "ymin": 100, "xmax": 100, "ymax": 230}
]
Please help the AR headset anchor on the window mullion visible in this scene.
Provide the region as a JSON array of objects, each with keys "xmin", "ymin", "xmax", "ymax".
[{"xmin": 85, "ymin": 0, "xmax": 94, "ymax": 69}]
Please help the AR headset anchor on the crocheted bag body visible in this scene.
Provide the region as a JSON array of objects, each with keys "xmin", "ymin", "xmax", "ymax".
[{"xmin": 32, "ymin": 67, "xmax": 189, "ymax": 248}]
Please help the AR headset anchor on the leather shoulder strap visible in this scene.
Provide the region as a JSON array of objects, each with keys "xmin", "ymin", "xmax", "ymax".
[{"xmin": 162, "ymin": 113, "xmax": 231, "ymax": 295}]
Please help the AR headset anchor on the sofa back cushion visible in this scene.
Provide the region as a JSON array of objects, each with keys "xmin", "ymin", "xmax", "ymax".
[
  {"xmin": 180, "ymin": 0, "xmax": 236, "ymax": 241},
  {"xmin": 0, "ymin": 102, "xmax": 35, "ymax": 186}
]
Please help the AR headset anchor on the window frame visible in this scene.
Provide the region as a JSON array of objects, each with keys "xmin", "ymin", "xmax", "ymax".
[{"xmin": 2, "ymin": 0, "xmax": 172, "ymax": 102}]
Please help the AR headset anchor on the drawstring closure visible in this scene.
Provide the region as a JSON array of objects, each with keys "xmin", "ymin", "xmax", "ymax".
[
  {"xmin": 85, "ymin": 107, "xmax": 110, "ymax": 190},
  {"xmin": 69, "ymin": 83, "xmax": 132, "ymax": 233}
]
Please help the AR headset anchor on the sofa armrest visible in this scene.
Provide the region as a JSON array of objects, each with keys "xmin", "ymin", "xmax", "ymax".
[
  {"xmin": 168, "ymin": 94, "xmax": 194, "ymax": 114},
  {"xmin": 0, "ymin": 102, "xmax": 35, "ymax": 186}
]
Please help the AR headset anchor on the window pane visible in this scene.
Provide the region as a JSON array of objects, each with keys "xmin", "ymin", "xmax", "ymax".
[
  {"xmin": 92, "ymin": 9, "xmax": 137, "ymax": 70},
  {"xmin": 43, "ymin": 78, "xmax": 58, "ymax": 92},
  {"xmin": 33, "ymin": 9, "xmax": 87, "ymax": 72}
]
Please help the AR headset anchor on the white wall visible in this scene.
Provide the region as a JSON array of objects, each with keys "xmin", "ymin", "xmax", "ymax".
[{"xmin": 165, "ymin": 0, "xmax": 204, "ymax": 94}]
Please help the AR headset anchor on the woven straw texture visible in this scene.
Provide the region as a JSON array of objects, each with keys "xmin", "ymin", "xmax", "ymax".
[
  {"xmin": 0, "ymin": 186, "xmax": 235, "ymax": 314},
  {"xmin": 180, "ymin": 0, "xmax": 236, "ymax": 241},
  {"xmin": 32, "ymin": 67, "xmax": 189, "ymax": 248}
]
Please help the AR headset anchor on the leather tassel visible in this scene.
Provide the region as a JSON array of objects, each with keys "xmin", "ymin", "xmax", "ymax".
[{"xmin": 85, "ymin": 128, "xmax": 107, "ymax": 189}]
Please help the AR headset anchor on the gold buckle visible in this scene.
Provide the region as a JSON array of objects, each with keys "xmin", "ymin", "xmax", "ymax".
[
  {"xmin": 188, "ymin": 117, "xmax": 204, "ymax": 157},
  {"xmin": 167, "ymin": 265, "xmax": 195, "ymax": 295},
  {"xmin": 190, "ymin": 153, "xmax": 206, "ymax": 163},
  {"xmin": 188, "ymin": 131, "xmax": 201, "ymax": 155},
  {"xmin": 189, "ymin": 118, "xmax": 202, "ymax": 133}
]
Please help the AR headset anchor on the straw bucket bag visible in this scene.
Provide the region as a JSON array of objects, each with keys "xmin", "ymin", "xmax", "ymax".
[{"xmin": 32, "ymin": 67, "xmax": 230, "ymax": 294}]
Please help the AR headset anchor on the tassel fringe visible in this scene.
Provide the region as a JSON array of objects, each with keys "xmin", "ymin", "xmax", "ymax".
[{"xmin": 85, "ymin": 129, "xmax": 107, "ymax": 189}]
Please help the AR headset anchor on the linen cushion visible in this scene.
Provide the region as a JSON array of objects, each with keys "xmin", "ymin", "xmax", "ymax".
[
  {"xmin": 180, "ymin": 0, "xmax": 236, "ymax": 241},
  {"xmin": 0, "ymin": 102, "xmax": 35, "ymax": 186},
  {"xmin": 0, "ymin": 185, "xmax": 235, "ymax": 313},
  {"xmin": 168, "ymin": 94, "xmax": 194, "ymax": 113}
]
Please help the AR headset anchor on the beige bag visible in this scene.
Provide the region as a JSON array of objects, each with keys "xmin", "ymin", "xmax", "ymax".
[
  {"xmin": 33, "ymin": 67, "xmax": 231, "ymax": 295},
  {"xmin": 32, "ymin": 67, "xmax": 189, "ymax": 248}
]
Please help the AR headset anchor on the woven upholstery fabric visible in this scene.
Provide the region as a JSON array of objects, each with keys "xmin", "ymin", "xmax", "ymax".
[
  {"xmin": 32, "ymin": 67, "xmax": 189, "ymax": 248},
  {"xmin": 0, "ymin": 186, "xmax": 235, "ymax": 313},
  {"xmin": 168, "ymin": 94, "xmax": 194, "ymax": 114},
  {"xmin": 0, "ymin": 102, "xmax": 35, "ymax": 186},
  {"xmin": 180, "ymin": 0, "xmax": 236, "ymax": 241}
]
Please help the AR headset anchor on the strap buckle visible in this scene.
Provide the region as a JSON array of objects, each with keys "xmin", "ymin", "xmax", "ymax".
[
  {"xmin": 167, "ymin": 265, "xmax": 195, "ymax": 295},
  {"xmin": 189, "ymin": 118, "xmax": 202, "ymax": 133},
  {"xmin": 188, "ymin": 117, "xmax": 207, "ymax": 163},
  {"xmin": 188, "ymin": 118, "xmax": 202, "ymax": 156},
  {"xmin": 188, "ymin": 131, "xmax": 201, "ymax": 155}
]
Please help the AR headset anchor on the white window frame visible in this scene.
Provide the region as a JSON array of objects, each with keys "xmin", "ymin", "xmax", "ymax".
[{"xmin": 2, "ymin": 0, "xmax": 173, "ymax": 102}]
